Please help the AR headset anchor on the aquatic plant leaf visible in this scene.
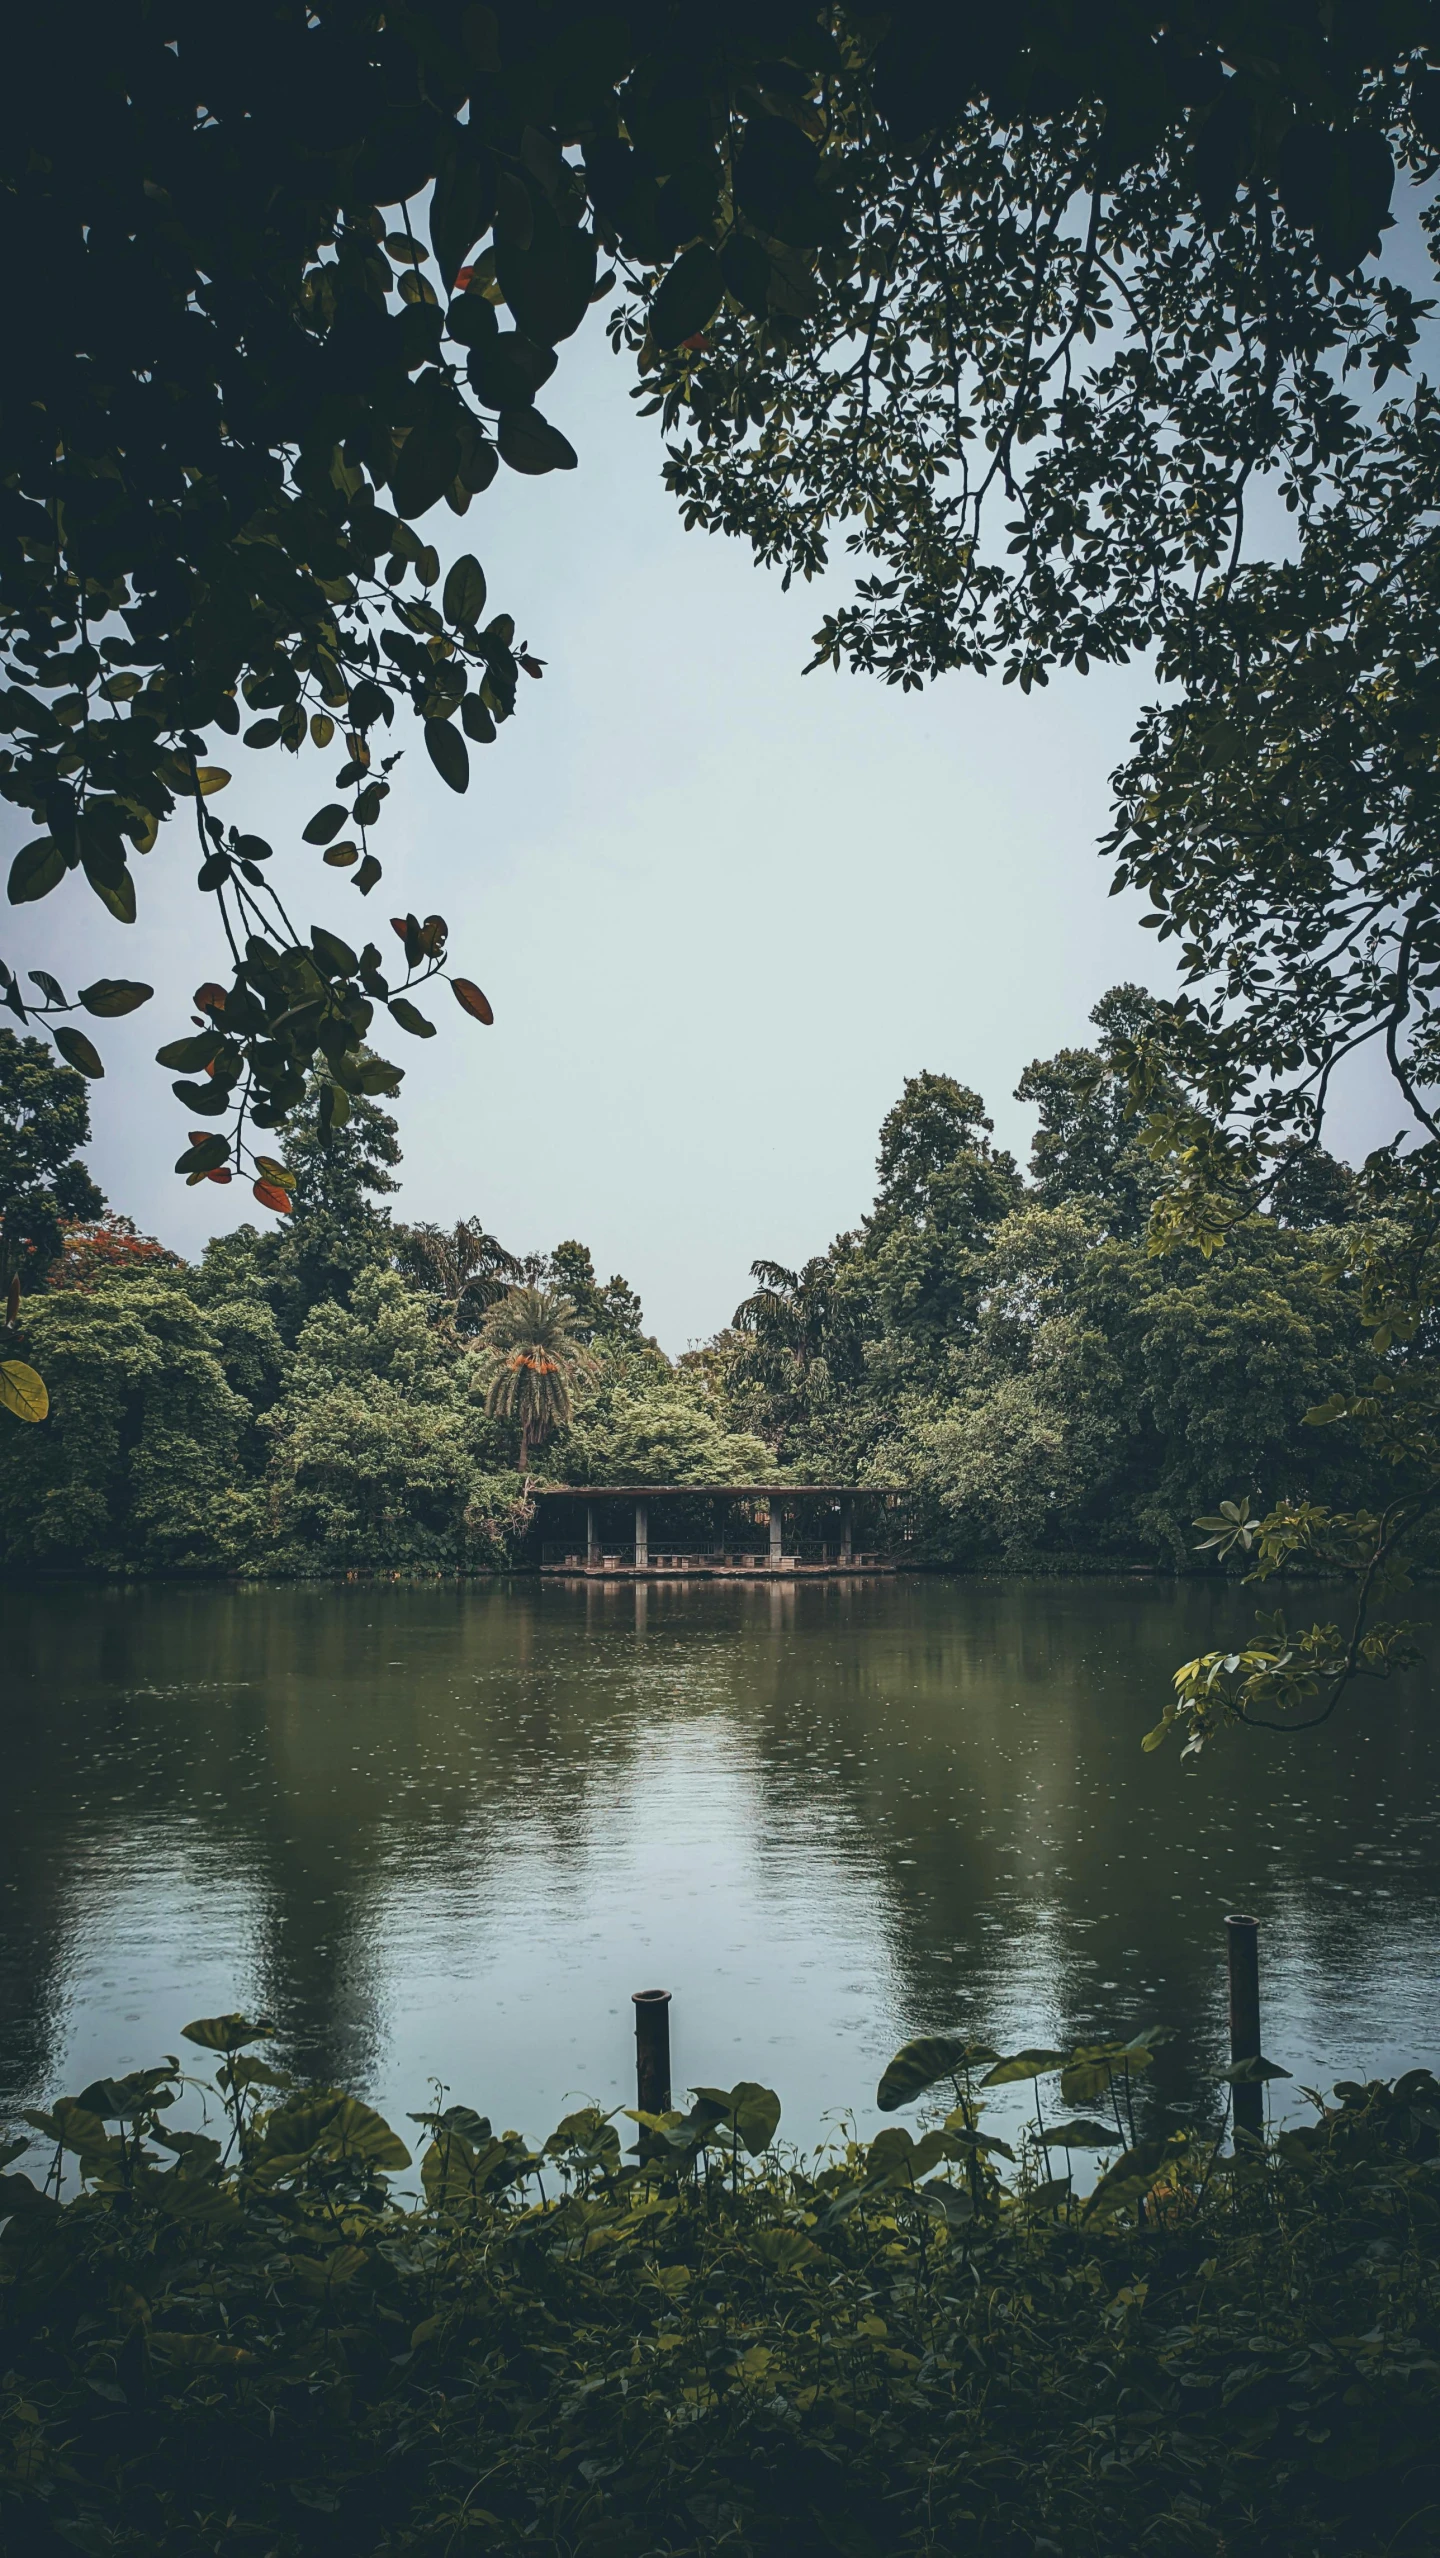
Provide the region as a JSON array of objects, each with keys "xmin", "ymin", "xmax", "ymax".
[
  {"xmin": 981, "ymin": 2048, "xmax": 1067, "ymax": 2087},
  {"xmin": 690, "ymin": 2082, "xmax": 781, "ymax": 2154},
  {"xmin": 1084, "ymin": 2136, "xmax": 1180, "ymax": 2223},
  {"xmin": 876, "ymin": 2036, "xmax": 998, "ymax": 2112},
  {"xmin": 181, "ymin": 2014, "xmax": 276, "ymax": 2052}
]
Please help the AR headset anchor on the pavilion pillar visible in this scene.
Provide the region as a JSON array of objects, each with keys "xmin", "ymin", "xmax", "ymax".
[
  {"xmin": 840, "ymin": 1495, "xmax": 854, "ymax": 1564},
  {"xmin": 634, "ymin": 1498, "xmax": 649, "ymax": 1571},
  {"xmin": 768, "ymin": 1497, "xmax": 784, "ymax": 1568},
  {"xmin": 586, "ymin": 1503, "xmax": 598, "ymax": 1569}
]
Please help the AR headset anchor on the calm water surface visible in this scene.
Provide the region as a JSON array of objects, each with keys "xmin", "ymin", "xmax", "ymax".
[{"xmin": 3, "ymin": 1574, "xmax": 1437, "ymax": 2149}]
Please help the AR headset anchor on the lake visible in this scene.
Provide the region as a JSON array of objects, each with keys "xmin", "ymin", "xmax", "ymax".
[{"xmin": 4, "ymin": 1573, "xmax": 1437, "ymax": 2154}]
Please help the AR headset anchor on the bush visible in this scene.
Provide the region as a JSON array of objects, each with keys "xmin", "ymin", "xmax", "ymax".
[{"xmin": 3, "ymin": 2024, "xmax": 1437, "ymax": 2555}]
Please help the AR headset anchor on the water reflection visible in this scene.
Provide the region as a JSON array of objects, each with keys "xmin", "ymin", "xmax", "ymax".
[{"xmin": 3, "ymin": 1576, "xmax": 1436, "ymax": 2145}]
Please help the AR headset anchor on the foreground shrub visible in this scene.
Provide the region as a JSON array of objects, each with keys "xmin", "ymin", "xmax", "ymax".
[{"xmin": 2, "ymin": 2023, "xmax": 1438, "ymax": 2555}]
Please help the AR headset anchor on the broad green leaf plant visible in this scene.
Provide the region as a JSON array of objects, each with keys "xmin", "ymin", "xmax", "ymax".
[{"xmin": 2, "ymin": 2013, "xmax": 1434, "ymax": 2553}]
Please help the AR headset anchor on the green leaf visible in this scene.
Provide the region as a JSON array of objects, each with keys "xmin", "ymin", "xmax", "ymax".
[
  {"xmin": 157, "ymin": 1033, "xmax": 222, "ymax": 1071},
  {"xmin": 390, "ymin": 420, "xmax": 462, "ymax": 520},
  {"xmin": 83, "ymin": 854, "xmax": 137, "ymax": 924},
  {"xmin": 425, "ymin": 719, "xmax": 470, "ymax": 792},
  {"xmin": 311, "ymin": 925, "xmax": 358, "ymax": 973},
  {"xmin": 864, "ymin": 2125, "xmax": 919, "ymax": 2176},
  {"xmin": 877, "ymin": 2035, "xmax": 998, "ymax": 2112},
  {"xmin": 1223, "ymin": 2054, "xmax": 1292, "ymax": 2085},
  {"xmin": 75, "ymin": 2068, "xmax": 177, "ymax": 2121},
  {"xmin": 1041, "ymin": 2118, "xmax": 1121, "ymax": 2147},
  {"xmin": 650, "ymin": 244, "xmax": 725, "ymax": 347},
  {"xmin": 497, "ymin": 407, "xmax": 578, "ymax": 475},
  {"xmin": 1084, "ymin": 2136, "xmax": 1180, "ymax": 2223},
  {"xmin": 79, "ymin": 978, "xmax": 152, "ymax": 1016},
  {"xmin": 442, "ymin": 554, "xmax": 488, "ymax": 627},
  {"xmin": 720, "ymin": 231, "xmax": 773, "ymax": 318},
  {"xmin": 182, "ymin": 2013, "xmax": 275, "ymax": 2052},
  {"xmin": 689, "ymin": 2082, "xmax": 782, "ymax": 2154},
  {"xmin": 0, "ymin": 1361, "xmax": 48, "ymax": 1424},
  {"xmin": 1022, "ymin": 2174, "xmax": 1072, "ymax": 2211},
  {"xmin": 53, "ymin": 1026, "xmax": 103, "ymax": 1078},
  {"xmin": 752, "ymin": 2225, "xmax": 821, "ymax": 2271},
  {"xmin": 430, "ymin": 128, "xmax": 496, "ymax": 295},
  {"xmin": 466, "ymin": 329, "xmax": 558, "ymax": 409},
  {"xmin": 421, "ymin": 2130, "xmax": 480, "ymax": 2211},
  {"xmin": 171, "ymin": 1078, "xmax": 228, "ymax": 1116},
  {"xmin": 494, "ymin": 197, "xmax": 596, "ymax": 344},
  {"xmin": 354, "ymin": 1057, "xmax": 403, "ymax": 1097},
  {"xmin": 389, "ymin": 997, "xmax": 436, "ymax": 1037},
  {"xmin": 918, "ymin": 2178, "xmax": 975, "ymax": 2229},
  {"xmin": 1060, "ymin": 2044, "xmax": 1153, "ymax": 2106},
  {"xmin": 174, "ymin": 1135, "xmax": 231, "ymax": 1175},
  {"xmin": 941, "ymin": 2113, "xmax": 1016, "ymax": 2159},
  {"xmin": 9, "ymin": 837, "xmax": 67, "ymax": 904},
  {"xmin": 302, "ymin": 804, "xmax": 348, "ymax": 845},
  {"xmin": 263, "ymin": 2091, "xmax": 410, "ymax": 2171},
  {"xmin": 43, "ymin": 2099, "xmax": 114, "ymax": 2160},
  {"xmin": 352, "ymin": 855, "xmax": 383, "ymax": 894},
  {"xmin": 980, "ymin": 2048, "xmax": 1067, "ymax": 2087}
]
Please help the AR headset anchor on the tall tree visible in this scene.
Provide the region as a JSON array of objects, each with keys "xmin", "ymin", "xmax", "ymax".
[
  {"xmin": 865, "ymin": 1074, "xmax": 1022, "ymax": 1347},
  {"xmin": 642, "ymin": 7, "xmax": 1438, "ymax": 697},
  {"xmin": 549, "ymin": 1239, "xmax": 648, "ymax": 1346},
  {"xmin": 0, "ymin": 1031, "xmax": 105, "ymax": 1297},
  {"xmin": 1017, "ymin": 987, "xmax": 1171, "ymax": 1242},
  {"xmin": 395, "ymin": 1217, "xmax": 521, "ymax": 1330},
  {"xmin": 479, "ymin": 1284, "xmax": 594, "ymax": 1471}
]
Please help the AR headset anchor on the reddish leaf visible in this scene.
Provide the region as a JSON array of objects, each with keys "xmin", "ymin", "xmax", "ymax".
[
  {"xmin": 194, "ymin": 982, "xmax": 227, "ymax": 1012},
  {"xmin": 253, "ymin": 1180, "xmax": 293, "ymax": 1214},
  {"xmin": 207, "ymin": 1169, "xmax": 233, "ymax": 1184},
  {"xmin": 452, "ymin": 977, "xmax": 494, "ymax": 1025}
]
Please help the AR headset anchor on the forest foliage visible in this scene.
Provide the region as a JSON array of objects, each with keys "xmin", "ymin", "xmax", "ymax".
[{"xmin": 0, "ymin": 986, "xmax": 1393, "ymax": 1580}]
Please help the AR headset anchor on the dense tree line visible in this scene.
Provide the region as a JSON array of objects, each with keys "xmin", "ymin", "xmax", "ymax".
[
  {"xmin": 702, "ymin": 987, "xmax": 1378, "ymax": 1569},
  {"xmin": 0, "ymin": 1028, "xmax": 773, "ymax": 1575},
  {"xmin": 0, "ymin": 992, "xmax": 1386, "ymax": 1577}
]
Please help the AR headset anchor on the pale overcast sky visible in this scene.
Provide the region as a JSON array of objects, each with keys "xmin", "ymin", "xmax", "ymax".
[{"xmin": 1, "ymin": 314, "xmax": 1398, "ymax": 1351}]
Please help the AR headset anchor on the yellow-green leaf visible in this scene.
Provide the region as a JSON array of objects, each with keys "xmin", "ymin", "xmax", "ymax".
[{"xmin": 0, "ymin": 1361, "xmax": 48, "ymax": 1423}]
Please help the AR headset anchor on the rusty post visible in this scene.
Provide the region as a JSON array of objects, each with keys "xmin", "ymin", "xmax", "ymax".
[
  {"xmin": 633, "ymin": 1988, "xmax": 672, "ymax": 2114},
  {"xmin": 1225, "ymin": 1913, "xmax": 1263, "ymax": 2141}
]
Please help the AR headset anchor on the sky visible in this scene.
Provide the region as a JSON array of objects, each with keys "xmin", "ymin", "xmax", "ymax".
[{"xmin": 1, "ymin": 309, "xmax": 1402, "ymax": 1353}]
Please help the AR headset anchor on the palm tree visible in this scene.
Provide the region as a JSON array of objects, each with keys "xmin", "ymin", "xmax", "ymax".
[
  {"xmin": 479, "ymin": 1286, "xmax": 595, "ymax": 1472},
  {"xmin": 732, "ymin": 1256, "xmax": 835, "ymax": 1377},
  {"xmin": 395, "ymin": 1218, "xmax": 522, "ymax": 1331}
]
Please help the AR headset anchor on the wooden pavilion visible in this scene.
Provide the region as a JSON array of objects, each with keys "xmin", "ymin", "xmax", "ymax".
[{"xmin": 531, "ymin": 1485, "xmax": 906, "ymax": 1578}]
